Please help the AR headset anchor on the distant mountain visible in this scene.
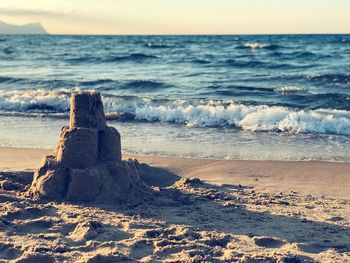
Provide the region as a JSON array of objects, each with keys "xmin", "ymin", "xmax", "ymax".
[{"xmin": 0, "ymin": 21, "xmax": 48, "ymax": 34}]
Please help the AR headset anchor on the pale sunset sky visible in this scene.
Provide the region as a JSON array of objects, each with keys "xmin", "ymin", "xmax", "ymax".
[{"xmin": 0, "ymin": 0, "xmax": 349, "ymax": 34}]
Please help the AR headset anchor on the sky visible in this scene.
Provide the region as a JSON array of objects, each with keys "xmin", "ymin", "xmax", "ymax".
[{"xmin": 0, "ymin": 0, "xmax": 349, "ymax": 34}]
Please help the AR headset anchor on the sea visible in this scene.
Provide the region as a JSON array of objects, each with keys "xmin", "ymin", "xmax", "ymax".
[{"xmin": 0, "ymin": 34, "xmax": 350, "ymax": 162}]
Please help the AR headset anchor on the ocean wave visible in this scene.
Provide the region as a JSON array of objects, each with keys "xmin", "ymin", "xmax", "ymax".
[
  {"xmin": 238, "ymin": 43, "xmax": 280, "ymax": 50},
  {"xmin": 272, "ymin": 51, "xmax": 317, "ymax": 59},
  {"xmin": 291, "ymin": 51, "xmax": 316, "ymax": 58},
  {"xmin": 67, "ymin": 53, "xmax": 158, "ymax": 64},
  {"xmin": 2, "ymin": 47, "xmax": 14, "ymax": 55},
  {"xmin": 274, "ymin": 86, "xmax": 308, "ymax": 94},
  {"xmin": 1, "ymin": 88, "xmax": 350, "ymax": 135},
  {"xmin": 225, "ymin": 59, "xmax": 294, "ymax": 70},
  {"xmin": 306, "ymin": 73, "xmax": 350, "ymax": 85},
  {"xmin": 103, "ymin": 98, "xmax": 350, "ymax": 135},
  {"xmin": 225, "ymin": 59, "xmax": 266, "ymax": 68},
  {"xmin": 144, "ymin": 42, "xmax": 170, "ymax": 48},
  {"xmin": 106, "ymin": 53, "xmax": 159, "ymax": 62},
  {"xmin": 79, "ymin": 79, "xmax": 115, "ymax": 86},
  {"xmin": 206, "ymin": 85, "xmax": 274, "ymax": 97},
  {"xmin": 0, "ymin": 88, "xmax": 71, "ymax": 112},
  {"xmin": 0, "ymin": 76, "xmax": 22, "ymax": 83},
  {"xmin": 118, "ymin": 80, "xmax": 169, "ymax": 91},
  {"xmin": 191, "ymin": 59, "xmax": 211, "ymax": 64},
  {"xmin": 0, "ymin": 76, "xmax": 115, "ymax": 89}
]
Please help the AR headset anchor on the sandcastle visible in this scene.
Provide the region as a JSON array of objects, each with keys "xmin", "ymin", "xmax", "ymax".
[{"xmin": 29, "ymin": 92, "xmax": 145, "ymax": 202}]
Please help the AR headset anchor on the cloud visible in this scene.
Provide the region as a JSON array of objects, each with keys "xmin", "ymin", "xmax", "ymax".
[{"xmin": 0, "ymin": 7, "xmax": 66, "ymax": 17}]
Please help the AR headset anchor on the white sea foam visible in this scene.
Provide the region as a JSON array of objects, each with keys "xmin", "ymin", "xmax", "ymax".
[
  {"xmin": 1, "ymin": 88, "xmax": 350, "ymax": 135},
  {"xmin": 274, "ymin": 86, "xmax": 308, "ymax": 94},
  {"xmin": 0, "ymin": 88, "xmax": 72, "ymax": 111},
  {"xmin": 243, "ymin": 43, "xmax": 272, "ymax": 49},
  {"xmin": 103, "ymin": 97, "xmax": 350, "ymax": 135}
]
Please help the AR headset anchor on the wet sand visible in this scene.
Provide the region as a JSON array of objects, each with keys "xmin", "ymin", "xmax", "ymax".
[{"xmin": 2, "ymin": 147, "xmax": 350, "ymax": 199}]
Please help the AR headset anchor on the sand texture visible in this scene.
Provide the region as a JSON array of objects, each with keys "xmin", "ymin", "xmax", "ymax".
[{"xmin": 0, "ymin": 147, "xmax": 350, "ymax": 262}]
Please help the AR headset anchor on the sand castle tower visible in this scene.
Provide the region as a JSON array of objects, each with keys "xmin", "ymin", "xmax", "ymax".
[{"xmin": 29, "ymin": 92, "xmax": 145, "ymax": 202}]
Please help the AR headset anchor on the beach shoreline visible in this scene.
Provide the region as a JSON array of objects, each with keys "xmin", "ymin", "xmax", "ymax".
[{"xmin": 1, "ymin": 146, "xmax": 350, "ymax": 200}]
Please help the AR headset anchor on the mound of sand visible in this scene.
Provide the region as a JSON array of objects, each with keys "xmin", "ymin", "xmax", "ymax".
[{"xmin": 29, "ymin": 92, "xmax": 147, "ymax": 202}]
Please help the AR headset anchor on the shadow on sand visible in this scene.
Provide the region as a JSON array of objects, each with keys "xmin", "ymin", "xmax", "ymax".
[{"xmin": 116, "ymin": 164, "xmax": 350, "ymax": 255}]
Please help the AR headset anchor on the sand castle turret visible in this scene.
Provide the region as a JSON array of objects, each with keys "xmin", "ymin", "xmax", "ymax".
[{"xmin": 29, "ymin": 92, "xmax": 144, "ymax": 202}]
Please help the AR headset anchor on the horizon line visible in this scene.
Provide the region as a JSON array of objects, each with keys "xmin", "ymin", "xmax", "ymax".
[{"xmin": 1, "ymin": 33, "xmax": 350, "ymax": 36}]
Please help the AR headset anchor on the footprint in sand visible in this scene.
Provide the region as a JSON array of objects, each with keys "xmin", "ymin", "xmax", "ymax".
[
  {"xmin": 69, "ymin": 220, "xmax": 131, "ymax": 243},
  {"xmin": 15, "ymin": 218, "xmax": 53, "ymax": 234},
  {"xmin": 0, "ymin": 243, "xmax": 20, "ymax": 260},
  {"xmin": 78, "ymin": 252, "xmax": 131, "ymax": 262},
  {"xmin": 130, "ymin": 240, "xmax": 155, "ymax": 260},
  {"xmin": 4, "ymin": 207, "xmax": 56, "ymax": 221},
  {"xmin": 12, "ymin": 253, "xmax": 54, "ymax": 263},
  {"xmin": 297, "ymin": 242, "xmax": 350, "ymax": 254},
  {"xmin": 297, "ymin": 243, "xmax": 329, "ymax": 254},
  {"xmin": 254, "ymin": 237, "xmax": 287, "ymax": 248}
]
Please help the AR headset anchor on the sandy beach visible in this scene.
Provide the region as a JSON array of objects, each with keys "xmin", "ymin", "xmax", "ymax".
[
  {"xmin": 1, "ymin": 146, "xmax": 350, "ymax": 262},
  {"xmin": 2, "ymin": 147, "xmax": 350, "ymax": 199},
  {"xmin": 1, "ymin": 2, "xmax": 350, "ymax": 261}
]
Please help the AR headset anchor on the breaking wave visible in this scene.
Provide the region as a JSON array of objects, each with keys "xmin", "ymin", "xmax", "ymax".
[
  {"xmin": 238, "ymin": 43, "xmax": 280, "ymax": 50},
  {"xmin": 1, "ymin": 88, "xmax": 350, "ymax": 135},
  {"xmin": 0, "ymin": 88, "xmax": 71, "ymax": 112},
  {"xmin": 144, "ymin": 42, "xmax": 170, "ymax": 48},
  {"xmin": 274, "ymin": 86, "xmax": 308, "ymax": 94}
]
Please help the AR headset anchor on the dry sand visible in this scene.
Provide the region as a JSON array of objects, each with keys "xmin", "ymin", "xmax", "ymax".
[{"xmin": 1, "ymin": 147, "xmax": 350, "ymax": 262}]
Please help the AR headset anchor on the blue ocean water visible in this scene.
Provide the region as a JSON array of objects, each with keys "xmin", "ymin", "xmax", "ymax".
[{"xmin": 0, "ymin": 34, "xmax": 350, "ymax": 161}]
